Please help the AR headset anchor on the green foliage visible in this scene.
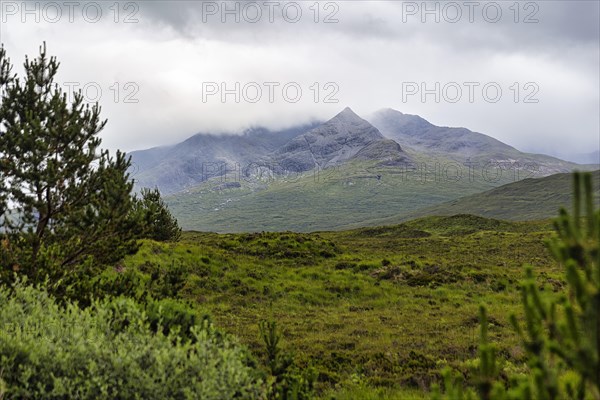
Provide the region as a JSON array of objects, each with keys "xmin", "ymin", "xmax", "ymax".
[
  {"xmin": 432, "ymin": 307, "xmax": 507, "ymax": 400},
  {"xmin": 214, "ymin": 232, "xmax": 339, "ymax": 263},
  {"xmin": 136, "ymin": 187, "xmax": 181, "ymax": 242},
  {"xmin": 513, "ymin": 171, "xmax": 599, "ymax": 399},
  {"xmin": 259, "ymin": 320, "xmax": 317, "ymax": 400},
  {"xmin": 143, "ymin": 297, "xmax": 209, "ymax": 338},
  {"xmin": 0, "ymin": 279, "xmax": 266, "ymax": 399},
  {"xmin": 0, "ymin": 43, "xmax": 142, "ymax": 283},
  {"xmin": 475, "ymin": 307, "xmax": 503, "ymax": 400},
  {"xmin": 434, "ymin": 172, "xmax": 600, "ymax": 400},
  {"xmin": 91, "ymin": 255, "xmax": 205, "ymax": 301}
]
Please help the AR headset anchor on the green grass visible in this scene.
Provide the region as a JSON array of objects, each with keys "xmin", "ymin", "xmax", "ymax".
[
  {"xmin": 107, "ymin": 214, "xmax": 562, "ymax": 397},
  {"xmin": 320, "ymin": 384, "xmax": 429, "ymax": 399},
  {"xmin": 389, "ymin": 170, "xmax": 600, "ymax": 223}
]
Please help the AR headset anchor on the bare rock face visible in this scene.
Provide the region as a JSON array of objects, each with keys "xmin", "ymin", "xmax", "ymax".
[
  {"xmin": 352, "ymin": 139, "xmax": 412, "ymax": 167},
  {"xmin": 272, "ymin": 107, "xmax": 409, "ymax": 172},
  {"xmin": 368, "ymin": 108, "xmax": 580, "ymax": 175}
]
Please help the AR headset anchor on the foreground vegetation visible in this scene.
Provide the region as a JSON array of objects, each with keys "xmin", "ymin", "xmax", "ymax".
[
  {"xmin": 435, "ymin": 172, "xmax": 599, "ymax": 399},
  {"xmin": 3, "ymin": 195, "xmax": 595, "ymax": 398},
  {"xmin": 91, "ymin": 214, "xmax": 557, "ymax": 397},
  {"xmin": 99, "ymin": 174, "xmax": 598, "ymax": 398},
  {"xmin": 0, "ymin": 281, "xmax": 265, "ymax": 399}
]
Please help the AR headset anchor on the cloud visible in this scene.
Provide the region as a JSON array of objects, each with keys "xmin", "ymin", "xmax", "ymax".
[{"xmin": 0, "ymin": 0, "xmax": 598, "ymax": 158}]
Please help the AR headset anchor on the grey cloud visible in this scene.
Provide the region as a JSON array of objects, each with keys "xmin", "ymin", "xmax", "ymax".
[
  {"xmin": 2, "ymin": 0, "xmax": 598, "ymax": 157},
  {"xmin": 136, "ymin": 1, "xmax": 599, "ymax": 50}
]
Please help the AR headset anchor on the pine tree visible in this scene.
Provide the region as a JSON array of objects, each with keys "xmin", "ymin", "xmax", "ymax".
[
  {"xmin": 507, "ymin": 171, "xmax": 599, "ymax": 399},
  {"xmin": 0, "ymin": 45, "xmax": 13, "ymax": 223},
  {"xmin": 0, "ymin": 43, "xmax": 142, "ymax": 282},
  {"xmin": 259, "ymin": 320, "xmax": 317, "ymax": 400},
  {"xmin": 136, "ymin": 187, "xmax": 181, "ymax": 242}
]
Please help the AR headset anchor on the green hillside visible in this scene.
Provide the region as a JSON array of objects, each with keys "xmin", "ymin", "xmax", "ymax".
[
  {"xmin": 165, "ymin": 159, "xmax": 532, "ymax": 233},
  {"xmin": 389, "ymin": 170, "xmax": 600, "ymax": 223},
  {"xmin": 103, "ymin": 214, "xmax": 559, "ymax": 397}
]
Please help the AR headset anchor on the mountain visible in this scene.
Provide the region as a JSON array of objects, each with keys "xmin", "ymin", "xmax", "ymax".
[
  {"xmin": 130, "ymin": 108, "xmax": 585, "ymax": 196},
  {"xmin": 272, "ymin": 107, "xmax": 410, "ymax": 172},
  {"xmin": 368, "ymin": 170, "xmax": 600, "ymax": 224},
  {"xmin": 369, "ymin": 108, "xmax": 579, "ymax": 175},
  {"xmin": 128, "ymin": 107, "xmax": 591, "ymax": 232},
  {"xmin": 129, "ymin": 123, "xmax": 320, "ymax": 194},
  {"xmin": 130, "ymin": 107, "xmax": 410, "ymax": 195}
]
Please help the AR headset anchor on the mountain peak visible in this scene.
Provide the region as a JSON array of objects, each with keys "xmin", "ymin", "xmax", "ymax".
[
  {"xmin": 272, "ymin": 108, "xmax": 401, "ymax": 172},
  {"xmin": 321, "ymin": 107, "xmax": 383, "ymax": 138},
  {"xmin": 334, "ymin": 107, "xmax": 361, "ymax": 120}
]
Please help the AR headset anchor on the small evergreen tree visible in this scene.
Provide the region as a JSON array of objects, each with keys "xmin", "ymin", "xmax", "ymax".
[
  {"xmin": 259, "ymin": 320, "xmax": 317, "ymax": 400},
  {"xmin": 136, "ymin": 187, "xmax": 181, "ymax": 242},
  {"xmin": 0, "ymin": 43, "xmax": 142, "ymax": 283}
]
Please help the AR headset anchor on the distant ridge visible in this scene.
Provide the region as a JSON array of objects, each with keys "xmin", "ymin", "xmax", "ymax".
[{"xmin": 395, "ymin": 170, "xmax": 600, "ymax": 222}]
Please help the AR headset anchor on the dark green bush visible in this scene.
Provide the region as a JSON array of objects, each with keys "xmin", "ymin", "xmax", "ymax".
[
  {"xmin": 91, "ymin": 259, "xmax": 197, "ymax": 301},
  {"xmin": 135, "ymin": 187, "xmax": 182, "ymax": 242},
  {"xmin": 334, "ymin": 261, "xmax": 357, "ymax": 270}
]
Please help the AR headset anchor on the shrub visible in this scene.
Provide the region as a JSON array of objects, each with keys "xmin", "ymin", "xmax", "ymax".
[{"xmin": 0, "ymin": 280, "xmax": 267, "ymax": 399}]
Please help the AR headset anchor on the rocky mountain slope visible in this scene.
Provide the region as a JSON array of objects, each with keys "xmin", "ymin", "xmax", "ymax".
[
  {"xmin": 129, "ymin": 123, "xmax": 319, "ymax": 194},
  {"xmin": 271, "ymin": 107, "xmax": 410, "ymax": 173},
  {"xmin": 369, "ymin": 108, "xmax": 580, "ymax": 175}
]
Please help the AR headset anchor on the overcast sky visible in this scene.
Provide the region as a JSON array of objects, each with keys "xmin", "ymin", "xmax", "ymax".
[{"xmin": 1, "ymin": 1, "xmax": 598, "ymax": 159}]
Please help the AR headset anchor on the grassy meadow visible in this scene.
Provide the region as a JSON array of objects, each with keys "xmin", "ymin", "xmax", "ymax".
[{"xmin": 98, "ymin": 214, "xmax": 562, "ymax": 398}]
